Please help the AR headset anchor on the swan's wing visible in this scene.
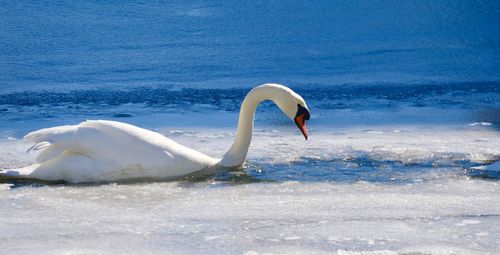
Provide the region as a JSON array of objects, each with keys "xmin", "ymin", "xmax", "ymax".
[
  {"xmin": 19, "ymin": 120, "xmax": 217, "ymax": 182},
  {"xmin": 25, "ymin": 126, "xmax": 72, "ymax": 163},
  {"xmin": 24, "ymin": 120, "xmax": 164, "ymax": 161},
  {"xmin": 36, "ymin": 144, "xmax": 64, "ymax": 162}
]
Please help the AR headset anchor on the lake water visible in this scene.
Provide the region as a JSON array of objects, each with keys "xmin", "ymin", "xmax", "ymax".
[{"xmin": 1, "ymin": 1, "xmax": 500, "ymax": 254}]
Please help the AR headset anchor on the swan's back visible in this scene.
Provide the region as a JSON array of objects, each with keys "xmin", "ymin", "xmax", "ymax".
[{"xmin": 13, "ymin": 120, "xmax": 217, "ymax": 182}]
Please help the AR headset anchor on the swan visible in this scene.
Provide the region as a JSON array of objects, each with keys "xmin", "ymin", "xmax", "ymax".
[{"xmin": 1, "ymin": 84, "xmax": 310, "ymax": 183}]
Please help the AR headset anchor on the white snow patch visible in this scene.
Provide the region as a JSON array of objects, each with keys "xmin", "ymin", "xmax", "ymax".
[{"xmin": 0, "ymin": 180, "xmax": 498, "ymax": 254}]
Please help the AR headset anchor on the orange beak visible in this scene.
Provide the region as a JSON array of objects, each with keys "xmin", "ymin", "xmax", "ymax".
[{"xmin": 294, "ymin": 114, "xmax": 308, "ymax": 140}]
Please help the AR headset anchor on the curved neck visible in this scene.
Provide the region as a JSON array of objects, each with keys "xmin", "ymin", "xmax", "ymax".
[{"xmin": 219, "ymin": 88, "xmax": 266, "ymax": 167}]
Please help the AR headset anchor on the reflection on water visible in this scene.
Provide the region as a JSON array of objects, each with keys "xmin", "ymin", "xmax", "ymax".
[
  {"xmin": 232, "ymin": 158, "xmax": 499, "ymax": 184},
  {"xmin": 3, "ymin": 156, "xmax": 498, "ymax": 189}
]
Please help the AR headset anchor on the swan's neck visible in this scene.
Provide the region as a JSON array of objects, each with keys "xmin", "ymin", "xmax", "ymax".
[{"xmin": 219, "ymin": 88, "xmax": 264, "ymax": 167}]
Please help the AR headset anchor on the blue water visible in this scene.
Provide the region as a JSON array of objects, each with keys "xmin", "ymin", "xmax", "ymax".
[{"xmin": 1, "ymin": 1, "xmax": 499, "ymax": 91}]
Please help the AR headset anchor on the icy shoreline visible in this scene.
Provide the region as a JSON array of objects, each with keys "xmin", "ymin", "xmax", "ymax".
[
  {"xmin": 1, "ymin": 180, "xmax": 499, "ymax": 254},
  {"xmin": 1, "ymin": 101, "xmax": 498, "ymax": 253},
  {"xmin": 0, "ymin": 82, "xmax": 498, "ymax": 254}
]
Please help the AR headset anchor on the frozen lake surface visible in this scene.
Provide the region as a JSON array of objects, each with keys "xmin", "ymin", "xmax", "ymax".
[
  {"xmin": 1, "ymin": 0, "xmax": 500, "ymax": 254},
  {"xmin": 1, "ymin": 91, "xmax": 499, "ymax": 254},
  {"xmin": 1, "ymin": 180, "xmax": 499, "ymax": 255}
]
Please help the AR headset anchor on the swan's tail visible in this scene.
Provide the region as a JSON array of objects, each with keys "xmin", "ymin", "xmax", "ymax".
[
  {"xmin": 24, "ymin": 125, "xmax": 76, "ymax": 163},
  {"xmin": 0, "ymin": 125, "xmax": 83, "ymax": 182},
  {"xmin": 0, "ymin": 125, "xmax": 78, "ymax": 181},
  {"xmin": 0, "ymin": 164, "xmax": 40, "ymax": 180}
]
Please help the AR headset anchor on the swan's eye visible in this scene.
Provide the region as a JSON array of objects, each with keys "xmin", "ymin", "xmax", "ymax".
[{"xmin": 296, "ymin": 104, "xmax": 310, "ymax": 120}]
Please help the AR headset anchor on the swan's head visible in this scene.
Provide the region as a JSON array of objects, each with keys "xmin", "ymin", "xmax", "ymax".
[{"xmin": 255, "ymin": 84, "xmax": 311, "ymax": 140}]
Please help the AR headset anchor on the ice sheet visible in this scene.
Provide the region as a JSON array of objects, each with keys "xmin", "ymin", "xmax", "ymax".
[
  {"xmin": 1, "ymin": 108, "xmax": 499, "ymax": 254},
  {"xmin": 0, "ymin": 180, "xmax": 499, "ymax": 254}
]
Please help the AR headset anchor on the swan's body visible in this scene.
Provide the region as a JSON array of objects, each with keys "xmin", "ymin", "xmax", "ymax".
[
  {"xmin": 1, "ymin": 84, "xmax": 310, "ymax": 183},
  {"xmin": 9, "ymin": 120, "xmax": 219, "ymax": 182}
]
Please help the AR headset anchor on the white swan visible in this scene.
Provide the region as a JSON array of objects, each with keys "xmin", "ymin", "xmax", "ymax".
[{"xmin": 1, "ymin": 84, "xmax": 310, "ymax": 183}]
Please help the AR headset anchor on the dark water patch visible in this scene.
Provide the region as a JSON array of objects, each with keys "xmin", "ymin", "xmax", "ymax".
[
  {"xmin": 178, "ymin": 166, "xmax": 268, "ymax": 188},
  {"xmin": 0, "ymin": 87, "xmax": 247, "ymax": 111},
  {"xmin": 0, "ymin": 82, "xmax": 498, "ymax": 111},
  {"xmin": 1, "ymin": 158, "xmax": 497, "ymax": 188},
  {"xmin": 237, "ymin": 157, "xmax": 494, "ymax": 184},
  {"xmin": 467, "ymin": 169, "xmax": 500, "ymax": 180},
  {"xmin": 354, "ymin": 48, "xmax": 421, "ymax": 57},
  {"xmin": 174, "ymin": 157, "xmax": 499, "ymax": 186},
  {"xmin": 112, "ymin": 113, "xmax": 134, "ymax": 118},
  {"xmin": 0, "ymin": 174, "xmax": 66, "ymax": 189}
]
